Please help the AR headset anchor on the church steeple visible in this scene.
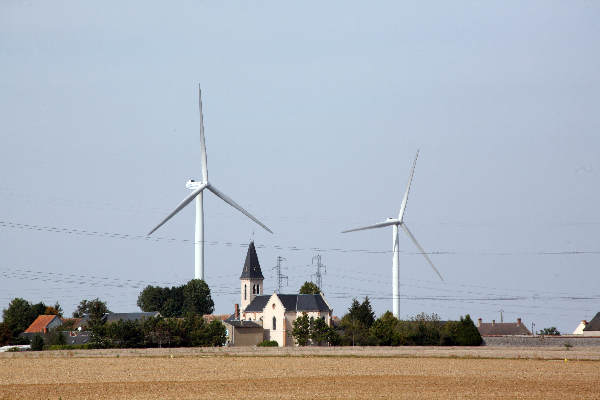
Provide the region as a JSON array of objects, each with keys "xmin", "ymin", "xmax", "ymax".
[
  {"xmin": 240, "ymin": 241, "xmax": 264, "ymax": 311},
  {"xmin": 240, "ymin": 241, "xmax": 264, "ymax": 279}
]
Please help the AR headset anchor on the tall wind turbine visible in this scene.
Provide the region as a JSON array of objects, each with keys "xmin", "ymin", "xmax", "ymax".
[
  {"xmin": 341, "ymin": 150, "xmax": 443, "ymax": 318},
  {"xmin": 148, "ymin": 85, "xmax": 273, "ymax": 280}
]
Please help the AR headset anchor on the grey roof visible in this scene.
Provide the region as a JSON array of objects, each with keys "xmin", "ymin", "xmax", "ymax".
[
  {"xmin": 477, "ymin": 321, "xmax": 531, "ymax": 336},
  {"xmin": 244, "ymin": 295, "xmax": 271, "ymax": 312},
  {"xmin": 79, "ymin": 311, "xmax": 160, "ymax": 327},
  {"xmin": 105, "ymin": 312, "xmax": 160, "ymax": 323},
  {"xmin": 280, "ymin": 294, "xmax": 332, "ymax": 312},
  {"xmin": 224, "ymin": 314, "xmax": 262, "ymax": 328},
  {"xmin": 583, "ymin": 312, "xmax": 600, "ymax": 331},
  {"xmin": 245, "ymin": 293, "xmax": 331, "ymax": 313},
  {"xmin": 240, "ymin": 241, "xmax": 264, "ymax": 279}
]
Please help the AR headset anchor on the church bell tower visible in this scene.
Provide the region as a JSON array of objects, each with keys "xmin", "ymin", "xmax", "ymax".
[{"xmin": 240, "ymin": 241, "xmax": 264, "ymax": 311}]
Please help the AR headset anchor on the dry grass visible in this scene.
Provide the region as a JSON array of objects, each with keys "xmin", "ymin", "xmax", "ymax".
[{"xmin": 1, "ymin": 347, "xmax": 599, "ymax": 399}]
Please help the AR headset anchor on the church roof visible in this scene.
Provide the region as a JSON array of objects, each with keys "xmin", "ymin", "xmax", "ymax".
[
  {"xmin": 240, "ymin": 241, "xmax": 264, "ymax": 279},
  {"xmin": 278, "ymin": 294, "xmax": 332, "ymax": 312},
  {"xmin": 244, "ymin": 295, "xmax": 271, "ymax": 312},
  {"xmin": 244, "ymin": 293, "xmax": 332, "ymax": 313}
]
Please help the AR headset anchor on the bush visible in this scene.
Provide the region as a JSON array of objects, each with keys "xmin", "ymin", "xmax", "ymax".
[
  {"xmin": 31, "ymin": 334, "xmax": 44, "ymax": 351},
  {"xmin": 257, "ymin": 340, "xmax": 279, "ymax": 347},
  {"xmin": 439, "ymin": 315, "xmax": 482, "ymax": 346}
]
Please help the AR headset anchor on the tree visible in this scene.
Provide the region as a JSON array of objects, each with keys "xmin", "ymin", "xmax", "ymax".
[
  {"xmin": 105, "ymin": 320, "xmax": 144, "ymax": 348},
  {"xmin": 299, "ymin": 281, "xmax": 321, "ymax": 295},
  {"xmin": 0, "ymin": 323, "xmax": 12, "ymax": 346},
  {"xmin": 137, "ymin": 285, "xmax": 169, "ymax": 313},
  {"xmin": 440, "ymin": 315, "xmax": 482, "ymax": 346},
  {"xmin": 310, "ymin": 317, "xmax": 330, "ymax": 345},
  {"xmin": 137, "ymin": 280, "xmax": 213, "ymax": 317},
  {"xmin": 73, "ymin": 298, "xmax": 110, "ymax": 319},
  {"xmin": 2, "ymin": 298, "xmax": 33, "ymax": 337},
  {"xmin": 183, "ymin": 279, "xmax": 214, "ymax": 315},
  {"xmin": 30, "ymin": 334, "xmax": 44, "ymax": 351},
  {"xmin": 347, "ymin": 297, "xmax": 375, "ymax": 328},
  {"xmin": 292, "ymin": 313, "xmax": 311, "ymax": 346},
  {"xmin": 370, "ymin": 312, "xmax": 402, "ymax": 346},
  {"xmin": 45, "ymin": 302, "xmax": 63, "ymax": 317},
  {"xmin": 539, "ymin": 327, "xmax": 560, "ymax": 336}
]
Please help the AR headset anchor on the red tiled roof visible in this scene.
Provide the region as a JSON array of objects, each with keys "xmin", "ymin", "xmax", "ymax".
[{"xmin": 24, "ymin": 315, "xmax": 61, "ymax": 333}]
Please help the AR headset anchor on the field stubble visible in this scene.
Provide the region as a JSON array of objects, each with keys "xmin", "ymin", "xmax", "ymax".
[{"xmin": 1, "ymin": 346, "xmax": 599, "ymax": 399}]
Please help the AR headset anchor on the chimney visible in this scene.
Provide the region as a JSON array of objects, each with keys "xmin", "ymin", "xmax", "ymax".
[
  {"xmin": 477, "ymin": 318, "xmax": 482, "ymax": 327},
  {"xmin": 234, "ymin": 303, "xmax": 239, "ymax": 320},
  {"xmin": 517, "ymin": 318, "xmax": 521, "ymax": 326},
  {"xmin": 492, "ymin": 320, "xmax": 495, "ymax": 326}
]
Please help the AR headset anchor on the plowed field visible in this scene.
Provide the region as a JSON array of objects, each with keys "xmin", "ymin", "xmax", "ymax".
[{"xmin": 1, "ymin": 347, "xmax": 599, "ymax": 399}]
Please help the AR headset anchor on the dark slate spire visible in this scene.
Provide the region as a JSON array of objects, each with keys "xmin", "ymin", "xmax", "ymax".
[{"xmin": 240, "ymin": 241, "xmax": 264, "ymax": 279}]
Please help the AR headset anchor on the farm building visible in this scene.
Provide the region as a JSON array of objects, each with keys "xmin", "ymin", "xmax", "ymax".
[
  {"xmin": 476, "ymin": 317, "xmax": 532, "ymax": 336},
  {"xmin": 224, "ymin": 242, "xmax": 333, "ymax": 347}
]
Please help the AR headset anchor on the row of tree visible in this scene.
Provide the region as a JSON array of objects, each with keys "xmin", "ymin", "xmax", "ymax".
[
  {"xmin": 136, "ymin": 280, "xmax": 214, "ymax": 317},
  {"xmin": 291, "ymin": 295, "xmax": 483, "ymax": 346}
]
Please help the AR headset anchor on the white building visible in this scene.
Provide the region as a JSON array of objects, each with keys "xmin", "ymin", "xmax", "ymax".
[{"xmin": 225, "ymin": 242, "xmax": 333, "ymax": 347}]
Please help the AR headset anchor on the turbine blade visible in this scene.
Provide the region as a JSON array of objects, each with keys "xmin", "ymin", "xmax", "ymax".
[
  {"xmin": 398, "ymin": 150, "xmax": 419, "ymax": 221},
  {"xmin": 147, "ymin": 182, "xmax": 208, "ymax": 235},
  {"xmin": 199, "ymin": 85, "xmax": 208, "ymax": 182},
  {"xmin": 341, "ymin": 220, "xmax": 398, "ymax": 233},
  {"xmin": 400, "ymin": 223, "xmax": 444, "ymax": 281},
  {"xmin": 207, "ymin": 184, "xmax": 273, "ymax": 234}
]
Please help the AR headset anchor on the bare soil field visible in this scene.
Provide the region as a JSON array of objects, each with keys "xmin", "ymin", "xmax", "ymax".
[{"xmin": 1, "ymin": 347, "xmax": 599, "ymax": 399}]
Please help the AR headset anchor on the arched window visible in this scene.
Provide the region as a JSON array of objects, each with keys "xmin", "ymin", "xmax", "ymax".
[
  {"xmin": 272, "ymin": 316, "xmax": 277, "ymax": 331},
  {"xmin": 253, "ymin": 284, "xmax": 256, "ymax": 294},
  {"xmin": 244, "ymin": 284, "xmax": 247, "ymax": 300}
]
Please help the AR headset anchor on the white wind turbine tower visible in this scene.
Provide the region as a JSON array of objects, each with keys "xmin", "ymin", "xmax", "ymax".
[
  {"xmin": 342, "ymin": 150, "xmax": 443, "ymax": 318},
  {"xmin": 148, "ymin": 85, "xmax": 273, "ymax": 280}
]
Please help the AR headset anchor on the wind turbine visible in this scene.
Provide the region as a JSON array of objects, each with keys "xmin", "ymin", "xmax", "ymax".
[
  {"xmin": 341, "ymin": 150, "xmax": 443, "ymax": 318},
  {"xmin": 148, "ymin": 85, "xmax": 273, "ymax": 280}
]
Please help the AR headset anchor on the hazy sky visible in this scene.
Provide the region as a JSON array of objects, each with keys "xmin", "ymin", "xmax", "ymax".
[{"xmin": 1, "ymin": 1, "xmax": 599, "ymax": 333}]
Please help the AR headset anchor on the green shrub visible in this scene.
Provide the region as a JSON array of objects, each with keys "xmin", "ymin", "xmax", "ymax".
[
  {"xmin": 257, "ymin": 340, "xmax": 279, "ymax": 347},
  {"xmin": 30, "ymin": 334, "xmax": 44, "ymax": 351},
  {"xmin": 439, "ymin": 315, "xmax": 482, "ymax": 346}
]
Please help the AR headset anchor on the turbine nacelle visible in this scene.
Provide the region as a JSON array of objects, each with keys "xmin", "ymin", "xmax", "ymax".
[{"xmin": 186, "ymin": 179, "xmax": 205, "ymax": 190}]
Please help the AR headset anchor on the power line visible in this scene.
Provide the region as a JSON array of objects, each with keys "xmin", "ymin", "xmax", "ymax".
[{"xmin": 3, "ymin": 219, "xmax": 600, "ymax": 257}]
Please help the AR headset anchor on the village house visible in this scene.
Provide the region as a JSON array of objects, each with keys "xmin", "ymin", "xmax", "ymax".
[
  {"xmin": 224, "ymin": 242, "xmax": 333, "ymax": 347},
  {"xmin": 22, "ymin": 315, "xmax": 62, "ymax": 335},
  {"xmin": 476, "ymin": 317, "xmax": 532, "ymax": 336}
]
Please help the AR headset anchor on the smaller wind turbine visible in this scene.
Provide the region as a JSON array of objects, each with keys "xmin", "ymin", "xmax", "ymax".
[
  {"xmin": 341, "ymin": 150, "xmax": 443, "ymax": 319},
  {"xmin": 148, "ymin": 85, "xmax": 273, "ymax": 281}
]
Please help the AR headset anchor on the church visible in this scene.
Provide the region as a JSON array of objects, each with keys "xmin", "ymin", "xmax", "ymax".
[{"xmin": 224, "ymin": 242, "xmax": 333, "ymax": 347}]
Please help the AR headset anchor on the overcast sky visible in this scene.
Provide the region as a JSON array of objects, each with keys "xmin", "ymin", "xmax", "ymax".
[{"xmin": 1, "ymin": 1, "xmax": 599, "ymax": 333}]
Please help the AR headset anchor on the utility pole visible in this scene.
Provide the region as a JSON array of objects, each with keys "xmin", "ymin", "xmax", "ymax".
[
  {"xmin": 311, "ymin": 254, "xmax": 326, "ymax": 290},
  {"xmin": 273, "ymin": 256, "xmax": 288, "ymax": 293},
  {"xmin": 499, "ymin": 309, "xmax": 504, "ymax": 323}
]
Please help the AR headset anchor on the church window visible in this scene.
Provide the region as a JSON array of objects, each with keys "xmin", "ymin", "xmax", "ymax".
[
  {"xmin": 244, "ymin": 284, "xmax": 247, "ymax": 300},
  {"xmin": 272, "ymin": 316, "xmax": 276, "ymax": 331}
]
